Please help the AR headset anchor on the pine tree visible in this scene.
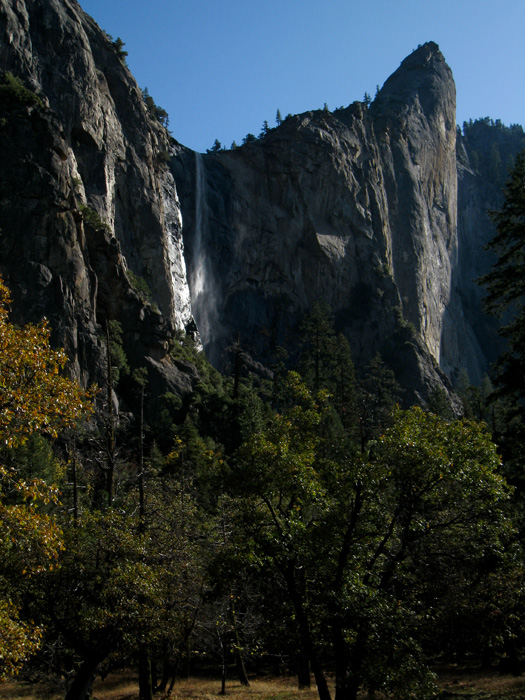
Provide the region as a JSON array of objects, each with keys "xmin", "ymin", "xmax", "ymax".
[
  {"xmin": 479, "ymin": 150, "xmax": 525, "ymax": 403},
  {"xmin": 299, "ymin": 302, "xmax": 336, "ymax": 394}
]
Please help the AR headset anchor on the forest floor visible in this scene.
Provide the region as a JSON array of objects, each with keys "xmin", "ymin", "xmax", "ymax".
[{"xmin": 2, "ymin": 666, "xmax": 525, "ymax": 700}]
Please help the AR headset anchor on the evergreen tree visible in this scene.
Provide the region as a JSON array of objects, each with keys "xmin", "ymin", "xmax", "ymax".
[
  {"xmin": 113, "ymin": 37, "xmax": 128, "ymax": 61},
  {"xmin": 207, "ymin": 139, "xmax": 222, "ymax": 153},
  {"xmin": 479, "ymin": 150, "xmax": 525, "ymax": 404},
  {"xmin": 357, "ymin": 353, "xmax": 401, "ymax": 451},
  {"xmin": 260, "ymin": 120, "xmax": 270, "ymax": 137},
  {"xmin": 298, "ymin": 302, "xmax": 336, "ymax": 394}
]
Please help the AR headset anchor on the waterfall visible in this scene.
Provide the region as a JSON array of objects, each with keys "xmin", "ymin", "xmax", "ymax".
[{"xmin": 191, "ymin": 153, "xmax": 216, "ymax": 349}]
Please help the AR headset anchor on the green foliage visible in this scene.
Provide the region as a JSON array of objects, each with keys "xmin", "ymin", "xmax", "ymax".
[
  {"xmin": 1, "ymin": 434, "xmax": 64, "ymax": 486},
  {"xmin": 233, "ymin": 388, "xmax": 512, "ymax": 698},
  {"xmin": 79, "ymin": 204, "xmax": 111, "ymax": 234},
  {"xmin": 1, "ymin": 246, "xmax": 524, "ymax": 696},
  {"xmin": 0, "ymin": 278, "xmax": 93, "ymax": 679},
  {"xmin": 170, "ymin": 331, "xmax": 224, "ymax": 396},
  {"xmin": 36, "ymin": 483, "xmax": 212, "ymax": 689},
  {"xmin": 425, "ymin": 386, "xmax": 454, "ymax": 420},
  {"xmin": 106, "ymin": 319, "xmax": 129, "ymax": 386},
  {"xmin": 141, "ymin": 87, "xmax": 169, "ymax": 127},
  {"xmin": 112, "ymin": 37, "xmax": 128, "ymax": 62},
  {"xmin": 298, "ymin": 301, "xmax": 337, "ymax": 392},
  {"xmin": 71, "ymin": 176, "xmax": 82, "ymax": 192},
  {"xmin": 460, "ymin": 118, "xmax": 525, "ymax": 187},
  {"xmin": 207, "ymin": 139, "xmax": 223, "ymax": 153},
  {"xmin": 298, "ymin": 304, "xmax": 353, "ymax": 394},
  {"xmin": 479, "ymin": 150, "xmax": 525, "ymax": 403},
  {"xmin": 356, "ymin": 352, "xmax": 401, "ymax": 449},
  {"xmin": 126, "ymin": 269, "xmax": 152, "ymax": 302},
  {"xmin": 0, "ymin": 72, "xmax": 43, "ymax": 108}
]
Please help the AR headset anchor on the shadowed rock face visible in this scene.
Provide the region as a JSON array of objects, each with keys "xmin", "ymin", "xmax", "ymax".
[
  {"xmin": 0, "ymin": 3, "xmax": 517, "ymax": 405},
  {"xmin": 0, "ymin": 0, "xmax": 194, "ymax": 398},
  {"xmin": 172, "ymin": 43, "xmax": 467, "ymax": 403}
]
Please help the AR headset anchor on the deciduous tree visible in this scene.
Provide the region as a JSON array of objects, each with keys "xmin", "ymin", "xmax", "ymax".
[
  {"xmin": 233, "ymin": 374, "xmax": 512, "ymax": 700},
  {"xmin": 0, "ymin": 276, "xmax": 94, "ymax": 678}
]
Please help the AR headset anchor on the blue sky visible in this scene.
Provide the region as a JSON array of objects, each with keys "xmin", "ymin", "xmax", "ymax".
[{"xmin": 79, "ymin": 0, "xmax": 524, "ymax": 154}]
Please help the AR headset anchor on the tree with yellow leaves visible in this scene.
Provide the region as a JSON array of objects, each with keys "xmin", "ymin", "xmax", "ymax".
[{"xmin": 0, "ymin": 276, "xmax": 94, "ymax": 679}]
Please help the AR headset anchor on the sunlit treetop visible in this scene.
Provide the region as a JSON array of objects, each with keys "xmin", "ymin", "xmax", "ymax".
[{"xmin": 0, "ymin": 276, "xmax": 96, "ymax": 448}]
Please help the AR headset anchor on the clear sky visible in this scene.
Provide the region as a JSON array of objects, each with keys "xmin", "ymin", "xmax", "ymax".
[{"xmin": 79, "ymin": 0, "xmax": 524, "ymax": 154}]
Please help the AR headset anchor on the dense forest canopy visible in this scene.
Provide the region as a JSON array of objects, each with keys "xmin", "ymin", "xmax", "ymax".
[
  {"xmin": 2, "ymin": 143, "xmax": 525, "ymax": 700},
  {"xmin": 458, "ymin": 118, "xmax": 525, "ymax": 187},
  {"xmin": 1, "ymin": 5, "xmax": 525, "ymax": 698}
]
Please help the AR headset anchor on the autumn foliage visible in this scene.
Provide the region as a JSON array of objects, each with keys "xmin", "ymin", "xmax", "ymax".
[
  {"xmin": 0, "ymin": 278, "xmax": 94, "ymax": 448},
  {"xmin": 0, "ymin": 276, "xmax": 94, "ymax": 679}
]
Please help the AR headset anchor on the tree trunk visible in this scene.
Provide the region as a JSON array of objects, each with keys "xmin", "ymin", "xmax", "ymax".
[
  {"xmin": 333, "ymin": 624, "xmax": 366, "ymax": 700},
  {"xmin": 138, "ymin": 644, "xmax": 153, "ymax": 700},
  {"xmin": 151, "ymin": 658, "xmax": 158, "ymax": 694},
  {"xmin": 285, "ymin": 570, "xmax": 331, "ymax": 700},
  {"xmin": 70, "ymin": 438, "xmax": 79, "ymax": 524},
  {"xmin": 218, "ymin": 631, "xmax": 228, "ymax": 695},
  {"xmin": 157, "ymin": 643, "xmax": 171, "ymax": 693},
  {"xmin": 64, "ymin": 652, "xmax": 105, "ymax": 700},
  {"xmin": 234, "ymin": 644, "xmax": 249, "ymax": 686},
  {"xmin": 138, "ymin": 380, "xmax": 145, "ymax": 530},
  {"xmin": 296, "ymin": 650, "xmax": 311, "ymax": 689},
  {"xmin": 105, "ymin": 321, "xmax": 115, "ymax": 506},
  {"xmin": 167, "ymin": 658, "xmax": 180, "ymax": 696},
  {"xmin": 229, "ymin": 596, "xmax": 249, "ymax": 686},
  {"xmin": 311, "ymin": 657, "xmax": 332, "ymax": 700}
]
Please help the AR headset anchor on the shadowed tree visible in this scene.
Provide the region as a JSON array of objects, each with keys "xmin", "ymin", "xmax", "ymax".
[{"xmin": 480, "ymin": 150, "xmax": 525, "ymax": 404}]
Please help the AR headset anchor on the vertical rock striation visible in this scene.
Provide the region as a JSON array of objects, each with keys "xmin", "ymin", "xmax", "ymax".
[
  {"xmin": 173, "ymin": 43, "xmax": 466, "ymax": 402},
  {"xmin": 0, "ymin": 0, "xmax": 194, "ymax": 396},
  {"xmin": 0, "ymin": 1, "xmax": 520, "ymax": 405}
]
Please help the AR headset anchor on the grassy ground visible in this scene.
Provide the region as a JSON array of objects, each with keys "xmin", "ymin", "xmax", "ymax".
[{"xmin": 2, "ymin": 668, "xmax": 525, "ymax": 700}]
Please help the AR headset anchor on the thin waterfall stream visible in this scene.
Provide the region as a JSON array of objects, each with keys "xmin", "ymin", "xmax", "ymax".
[{"xmin": 191, "ymin": 152, "xmax": 216, "ymax": 350}]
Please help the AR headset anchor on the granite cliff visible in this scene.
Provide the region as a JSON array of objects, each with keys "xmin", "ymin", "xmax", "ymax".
[
  {"xmin": 0, "ymin": 0, "xmax": 523, "ymax": 408},
  {"xmin": 0, "ymin": 0, "xmax": 195, "ymax": 403},
  {"xmin": 172, "ymin": 43, "xmax": 503, "ymax": 402}
]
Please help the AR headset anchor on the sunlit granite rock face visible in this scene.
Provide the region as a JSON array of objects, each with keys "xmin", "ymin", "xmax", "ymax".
[
  {"xmin": 173, "ymin": 43, "xmax": 468, "ymax": 403},
  {"xmin": 0, "ymin": 2, "xmax": 518, "ymax": 406},
  {"xmin": 0, "ymin": 0, "xmax": 194, "ymax": 397}
]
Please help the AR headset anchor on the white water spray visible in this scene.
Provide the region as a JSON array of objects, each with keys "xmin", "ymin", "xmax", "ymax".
[{"xmin": 191, "ymin": 153, "xmax": 217, "ymax": 349}]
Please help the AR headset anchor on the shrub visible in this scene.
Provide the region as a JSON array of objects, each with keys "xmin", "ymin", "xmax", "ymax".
[
  {"xmin": 0, "ymin": 72, "xmax": 43, "ymax": 108},
  {"xmin": 79, "ymin": 204, "xmax": 111, "ymax": 234},
  {"xmin": 126, "ymin": 269, "xmax": 151, "ymax": 302}
]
